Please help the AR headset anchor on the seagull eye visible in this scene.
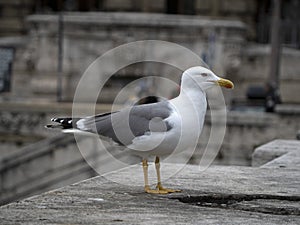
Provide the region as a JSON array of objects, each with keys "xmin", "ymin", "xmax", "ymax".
[{"xmin": 200, "ymin": 73, "xmax": 208, "ymax": 77}]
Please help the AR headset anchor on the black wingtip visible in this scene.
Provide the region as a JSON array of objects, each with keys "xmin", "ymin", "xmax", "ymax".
[{"xmin": 51, "ymin": 117, "xmax": 70, "ymax": 124}]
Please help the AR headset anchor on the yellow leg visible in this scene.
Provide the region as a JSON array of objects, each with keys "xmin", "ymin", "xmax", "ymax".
[
  {"xmin": 142, "ymin": 159, "xmax": 168, "ymax": 194},
  {"xmin": 155, "ymin": 156, "xmax": 181, "ymax": 193},
  {"xmin": 142, "ymin": 157, "xmax": 181, "ymax": 194}
]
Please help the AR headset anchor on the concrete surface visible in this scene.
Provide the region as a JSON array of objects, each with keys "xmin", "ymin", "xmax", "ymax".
[{"xmin": 1, "ymin": 140, "xmax": 300, "ymax": 224}]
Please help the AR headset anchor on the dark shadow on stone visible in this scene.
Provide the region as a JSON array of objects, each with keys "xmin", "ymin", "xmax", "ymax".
[{"xmin": 172, "ymin": 193, "xmax": 300, "ymax": 215}]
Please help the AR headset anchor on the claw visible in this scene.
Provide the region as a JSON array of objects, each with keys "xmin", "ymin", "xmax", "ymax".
[
  {"xmin": 144, "ymin": 184, "xmax": 181, "ymax": 194},
  {"xmin": 144, "ymin": 185, "xmax": 168, "ymax": 194},
  {"xmin": 142, "ymin": 157, "xmax": 181, "ymax": 194},
  {"xmin": 156, "ymin": 183, "xmax": 181, "ymax": 193}
]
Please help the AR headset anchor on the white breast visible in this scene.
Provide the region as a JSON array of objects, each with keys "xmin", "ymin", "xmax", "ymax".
[{"xmin": 127, "ymin": 91, "xmax": 207, "ymax": 159}]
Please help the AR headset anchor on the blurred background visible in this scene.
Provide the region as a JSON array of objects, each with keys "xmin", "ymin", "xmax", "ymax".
[{"xmin": 0, "ymin": 0, "xmax": 299, "ymax": 205}]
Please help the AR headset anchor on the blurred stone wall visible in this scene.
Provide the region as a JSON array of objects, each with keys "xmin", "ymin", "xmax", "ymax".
[
  {"xmin": 10, "ymin": 12, "xmax": 245, "ymax": 102},
  {"xmin": 238, "ymin": 45, "xmax": 300, "ymax": 104},
  {"xmin": 0, "ymin": 0, "xmax": 35, "ymax": 37},
  {"xmin": 0, "ymin": 0, "xmax": 257, "ymax": 38},
  {"xmin": 3, "ymin": 1, "xmax": 299, "ymax": 104},
  {"xmin": 0, "ymin": 101, "xmax": 299, "ymax": 166}
]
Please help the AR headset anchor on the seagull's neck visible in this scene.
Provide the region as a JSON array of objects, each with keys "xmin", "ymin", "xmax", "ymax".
[
  {"xmin": 180, "ymin": 86, "xmax": 206, "ymax": 107},
  {"xmin": 171, "ymin": 85, "xmax": 207, "ymax": 115},
  {"xmin": 169, "ymin": 85, "xmax": 207, "ymax": 144}
]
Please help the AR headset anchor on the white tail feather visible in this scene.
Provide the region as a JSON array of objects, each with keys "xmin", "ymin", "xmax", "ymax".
[{"xmin": 62, "ymin": 129, "xmax": 98, "ymax": 136}]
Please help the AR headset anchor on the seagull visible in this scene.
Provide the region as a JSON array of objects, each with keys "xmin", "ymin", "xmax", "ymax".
[{"xmin": 46, "ymin": 66, "xmax": 234, "ymax": 194}]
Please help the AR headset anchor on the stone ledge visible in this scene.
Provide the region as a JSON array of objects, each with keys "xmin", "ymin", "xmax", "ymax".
[
  {"xmin": 1, "ymin": 153, "xmax": 300, "ymax": 224},
  {"xmin": 276, "ymin": 104, "xmax": 300, "ymax": 115},
  {"xmin": 0, "ymin": 36, "xmax": 27, "ymax": 47},
  {"xmin": 0, "ymin": 101, "xmax": 121, "ymax": 114},
  {"xmin": 27, "ymin": 12, "xmax": 246, "ymax": 30},
  {"xmin": 252, "ymin": 139, "xmax": 300, "ymax": 167}
]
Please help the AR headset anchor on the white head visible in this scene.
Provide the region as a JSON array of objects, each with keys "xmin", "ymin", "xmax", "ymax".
[{"xmin": 181, "ymin": 66, "xmax": 234, "ymax": 92}]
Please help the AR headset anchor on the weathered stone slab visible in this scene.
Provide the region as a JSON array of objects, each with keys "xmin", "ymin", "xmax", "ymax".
[
  {"xmin": 252, "ymin": 139, "xmax": 300, "ymax": 167},
  {"xmin": 1, "ymin": 160, "xmax": 299, "ymax": 224}
]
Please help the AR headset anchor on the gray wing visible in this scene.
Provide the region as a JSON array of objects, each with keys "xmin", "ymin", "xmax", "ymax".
[{"xmin": 76, "ymin": 101, "xmax": 173, "ymax": 146}]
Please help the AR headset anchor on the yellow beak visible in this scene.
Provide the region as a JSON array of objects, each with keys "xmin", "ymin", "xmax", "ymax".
[{"xmin": 216, "ymin": 78, "xmax": 234, "ymax": 89}]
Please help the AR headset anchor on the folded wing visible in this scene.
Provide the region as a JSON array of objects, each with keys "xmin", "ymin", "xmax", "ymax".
[{"xmin": 76, "ymin": 101, "xmax": 173, "ymax": 146}]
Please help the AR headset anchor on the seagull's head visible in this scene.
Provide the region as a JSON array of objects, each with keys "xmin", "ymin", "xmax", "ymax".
[{"xmin": 182, "ymin": 66, "xmax": 234, "ymax": 91}]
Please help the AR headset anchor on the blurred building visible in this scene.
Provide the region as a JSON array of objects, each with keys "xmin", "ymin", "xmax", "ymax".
[
  {"xmin": 1, "ymin": 0, "xmax": 300, "ymax": 46},
  {"xmin": 0, "ymin": 0, "xmax": 299, "ymax": 160},
  {"xmin": 0, "ymin": 0, "xmax": 299, "ymax": 104}
]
